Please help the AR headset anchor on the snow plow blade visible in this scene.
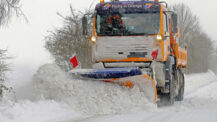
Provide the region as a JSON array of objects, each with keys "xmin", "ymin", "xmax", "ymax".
[{"xmin": 69, "ymin": 68, "xmax": 157, "ymax": 103}]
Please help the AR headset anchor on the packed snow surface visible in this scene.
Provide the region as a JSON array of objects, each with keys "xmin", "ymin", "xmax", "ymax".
[{"xmin": 0, "ymin": 64, "xmax": 217, "ymax": 122}]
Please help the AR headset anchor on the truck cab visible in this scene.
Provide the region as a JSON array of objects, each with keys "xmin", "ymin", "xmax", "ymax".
[{"xmin": 82, "ymin": 0, "xmax": 187, "ymax": 105}]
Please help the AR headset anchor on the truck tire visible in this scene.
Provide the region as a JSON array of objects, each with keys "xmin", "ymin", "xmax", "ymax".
[
  {"xmin": 176, "ymin": 70, "xmax": 185, "ymax": 101},
  {"xmin": 159, "ymin": 65, "xmax": 175, "ymax": 106},
  {"xmin": 166, "ymin": 74, "xmax": 176, "ymax": 105},
  {"xmin": 158, "ymin": 77, "xmax": 175, "ymax": 106}
]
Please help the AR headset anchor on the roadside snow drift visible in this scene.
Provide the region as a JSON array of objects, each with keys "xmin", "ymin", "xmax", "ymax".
[
  {"xmin": 185, "ymin": 70, "xmax": 217, "ymax": 95},
  {"xmin": 33, "ymin": 64, "xmax": 157, "ymax": 115}
]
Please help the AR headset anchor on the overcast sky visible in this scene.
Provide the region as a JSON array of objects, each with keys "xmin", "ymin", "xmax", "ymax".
[{"xmin": 0, "ymin": 0, "xmax": 216, "ymax": 83}]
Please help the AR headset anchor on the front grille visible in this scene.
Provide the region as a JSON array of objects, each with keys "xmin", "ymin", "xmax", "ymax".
[{"xmin": 94, "ymin": 36, "xmax": 154, "ymax": 60}]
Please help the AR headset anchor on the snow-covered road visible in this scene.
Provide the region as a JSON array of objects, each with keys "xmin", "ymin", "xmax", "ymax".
[{"xmin": 0, "ymin": 64, "xmax": 217, "ymax": 122}]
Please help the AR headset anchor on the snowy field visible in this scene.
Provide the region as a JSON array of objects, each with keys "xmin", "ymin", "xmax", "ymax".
[{"xmin": 0, "ymin": 64, "xmax": 217, "ymax": 122}]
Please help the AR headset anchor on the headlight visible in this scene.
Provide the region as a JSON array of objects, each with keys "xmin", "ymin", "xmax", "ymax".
[
  {"xmin": 156, "ymin": 35, "xmax": 162, "ymax": 40},
  {"xmin": 91, "ymin": 36, "xmax": 97, "ymax": 42}
]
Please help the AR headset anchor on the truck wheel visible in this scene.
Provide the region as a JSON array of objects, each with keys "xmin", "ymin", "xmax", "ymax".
[
  {"xmin": 158, "ymin": 57, "xmax": 175, "ymax": 106},
  {"xmin": 159, "ymin": 74, "xmax": 175, "ymax": 106},
  {"xmin": 167, "ymin": 74, "xmax": 176, "ymax": 105},
  {"xmin": 176, "ymin": 70, "xmax": 185, "ymax": 101}
]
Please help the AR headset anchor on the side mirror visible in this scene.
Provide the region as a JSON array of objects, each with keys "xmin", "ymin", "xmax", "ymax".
[
  {"xmin": 82, "ymin": 16, "xmax": 88, "ymax": 35},
  {"xmin": 172, "ymin": 13, "xmax": 178, "ymax": 33}
]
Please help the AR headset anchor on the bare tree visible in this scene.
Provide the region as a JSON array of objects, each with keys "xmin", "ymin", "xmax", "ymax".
[
  {"xmin": 0, "ymin": 0, "xmax": 24, "ymax": 26},
  {"xmin": 171, "ymin": 3, "xmax": 216, "ymax": 73},
  {"xmin": 0, "ymin": 50, "xmax": 10, "ymax": 96},
  {"xmin": 45, "ymin": 5, "xmax": 93, "ymax": 71},
  {"xmin": 0, "ymin": 0, "xmax": 22, "ymax": 97},
  {"xmin": 171, "ymin": 3, "xmax": 199, "ymax": 46}
]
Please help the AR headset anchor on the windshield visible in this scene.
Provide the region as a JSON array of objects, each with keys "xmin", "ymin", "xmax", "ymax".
[{"xmin": 96, "ymin": 13, "xmax": 160, "ymax": 36}]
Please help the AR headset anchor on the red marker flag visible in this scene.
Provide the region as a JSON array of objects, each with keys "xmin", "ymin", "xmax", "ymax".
[
  {"xmin": 151, "ymin": 49, "xmax": 159, "ymax": 60},
  {"xmin": 70, "ymin": 56, "xmax": 79, "ymax": 68}
]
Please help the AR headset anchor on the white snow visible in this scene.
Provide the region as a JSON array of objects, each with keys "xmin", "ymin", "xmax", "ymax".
[
  {"xmin": 0, "ymin": 100, "xmax": 82, "ymax": 122},
  {"xmin": 185, "ymin": 70, "xmax": 217, "ymax": 96},
  {"xmin": 73, "ymin": 71, "xmax": 217, "ymax": 122},
  {"xmin": 0, "ymin": 64, "xmax": 217, "ymax": 122},
  {"xmin": 33, "ymin": 64, "xmax": 156, "ymax": 114}
]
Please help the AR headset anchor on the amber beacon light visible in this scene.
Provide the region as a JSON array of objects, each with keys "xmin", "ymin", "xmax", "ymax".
[{"xmin": 100, "ymin": 0, "xmax": 105, "ymax": 3}]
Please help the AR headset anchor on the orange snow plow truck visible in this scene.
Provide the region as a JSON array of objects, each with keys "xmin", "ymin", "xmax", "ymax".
[{"xmin": 72, "ymin": 0, "xmax": 187, "ymax": 105}]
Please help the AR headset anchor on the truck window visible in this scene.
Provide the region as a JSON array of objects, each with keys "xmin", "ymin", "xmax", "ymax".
[
  {"xmin": 96, "ymin": 15, "xmax": 101, "ymax": 33},
  {"xmin": 96, "ymin": 12, "xmax": 160, "ymax": 36},
  {"xmin": 163, "ymin": 13, "xmax": 168, "ymax": 34}
]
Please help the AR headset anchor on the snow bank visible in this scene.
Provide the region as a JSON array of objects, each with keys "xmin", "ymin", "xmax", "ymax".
[
  {"xmin": 185, "ymin": 70, "xmax": 217, "ymax": 95},
  {"xmin": 174, "ymin": 70, "xmax": 217, "ymax": 110},
  {"xmin": 33, "ymin": 64, "xmax": 157, "ymax": 115}
]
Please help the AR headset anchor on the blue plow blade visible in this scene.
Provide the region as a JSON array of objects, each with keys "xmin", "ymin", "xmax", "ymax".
[{"xmin": 69, "ymin": 68, "xmax": 142, "ymax": 79}]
